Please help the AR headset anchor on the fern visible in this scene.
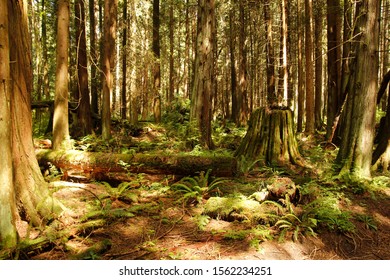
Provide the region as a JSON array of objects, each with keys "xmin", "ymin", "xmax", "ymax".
[{"xmin": 171, "ymin": 169, "xmax": 226, "ymax": 204}]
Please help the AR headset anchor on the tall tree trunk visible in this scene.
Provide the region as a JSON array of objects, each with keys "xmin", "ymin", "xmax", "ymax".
[
  {"xmin": 102, "ymin": 0, "xmax": 117, "ymax": 140},
  {"xmin": 263, "ymin": 0, "xmax": 276, "ymax": 104},
  {"xmin": 75, "ymin": 0, "xmax": 92, "ymax": 136},
  {"xmin": 336, "ymin": 0, "xmax": 380, "ymax": 178},
  {"xmin": 229, "ymin": 8, "xmax": 238, "ymax": 124},
  {"xmin": 326, "ymin": 0, "xmax": 342, "ymax": 140},
  {"xmin": 42, "ymin": 0, "xmax": 50, "ymax": 100},
  {"xmin": 238, "ymin": 0, "xmax": 248, "ymax": 125},
  {"xmin": 297, "ymin": 0, "xmax": 305, "ymax": 132},
  {"xmin": 314, "ymin": 1, "xmax": 323, "ymax": 130},
  {"xmin": 281, "ymin": 0, "xmax": 290, "ymax": 106},
  {"xmin": 53, "ymin": 0, "xmax": 71, "ymax": 150},
  {"xmin": 89, "ymin": 0, "xmax": 99, "ymax": 117},
  {"xmin": 121, "ymin": 0, "xmax": 128, "ymax": 120},
  {"xmin": 0, "ymin": 0, "xmax": 17, "ymax": 248},
  {"xmin": 304, "ymin": 0, "xmax": 315, "ymax": 134},
  {"xmin": 168, "ymin": 0, "xmax": 175, "ymax": 107},
  {"xmin": 152, "ymin": 0, "xmax": 161, "ymax": 123},
  {"xmin": 190, "ymin": 0, "xmax": 215, "ymax": 149},
  {"xmin": 372, "ymin": 71, "xmax": 390, "ymax": 168},
  {"xmin": 1, "ymin": 0, "xmax": 64, "ymax": 249}
]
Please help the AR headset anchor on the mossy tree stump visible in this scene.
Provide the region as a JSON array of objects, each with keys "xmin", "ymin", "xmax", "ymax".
[{"xmin": 235, "ymin": 107, "xmax": 304, "ymax": 166}]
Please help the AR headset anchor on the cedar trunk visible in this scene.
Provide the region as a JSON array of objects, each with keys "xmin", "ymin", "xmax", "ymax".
[
  {"xmin": 1, "ymin": 0, "xmax": 64, "ymax": 249},
  {"xmin": 336, "ymin": 0, "xmax": 380, "ymax": 178},
  {"xmin": 53, "ymin": 0, "xmax": 71, "ymax": 150},
  {"xmin": 75, "ymin": 0, "xmax": 92, "ymax": 136},
  {"xmin": 190, "ymin": 0, "xmax": 215, "ymax": 149},
  {"xmin": 235, "ymin": 107, "xmax": 304, "ymax": 167}
]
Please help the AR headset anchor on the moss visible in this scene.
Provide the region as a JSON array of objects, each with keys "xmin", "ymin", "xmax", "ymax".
[{"xmin": 203, "ymin": 196, "xmax": 276, "ymax": 223}]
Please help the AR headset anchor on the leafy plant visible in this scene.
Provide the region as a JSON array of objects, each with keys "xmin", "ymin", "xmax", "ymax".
[
  {"xmin": 266, "ymin": 195, "xmax": 318, "ymax": 242},
  {"xmin": 194, "ymin": 215, "xmax": 211, "ymax": 231},
  {"xmin": 171, "ymin": 169, "xmax": 226, "ymax": 204},
  {"xmin": 275, "ymin": 212, "xmax": 317, "ymax": 242},
  {"xmin": 303, "ymin": 196, "xmax": 355, "ymax": 234},
  {"xmin": 237, "ymin": 155, "xmax": 262, "ymax": 176},
  {"xmin": 99, "ymin": 181, "xmax": 138, "ymax": 203},
  {"xmin": 355, "ymin": 214, "xmax": 378, "ymax": 231}
]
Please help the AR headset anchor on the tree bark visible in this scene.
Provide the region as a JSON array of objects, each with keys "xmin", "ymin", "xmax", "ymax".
[
  {"xmin": 152, "ymin": 0, "xmax": 161, "ymax": 123},
  {"xmin": 75, "ymin": 0, "xmax": 92, "ymax": 136},
  {"xmin": 304, "ymin": 0, "xmax": 315, "ymax": 134},
  {"xmin": 0, "ymin": 0, "xmax": 18, "ymax": 248},
  {"xmin": 263, "ymin": 0, "xmax": 276, "ymax": 104},
  {"xmin": 121, "ymin": 0, "xmax": 128, "ymax": 120},
  {"xmin": 1, "ymin": 0, "xmax": 64, "ymax": 249},
  {"xmin": 336, "ymin": 0, "xmax": 380, "ymax": 178},
  {"xmin": 314, "ymin": 1, "xmax": 323, "ymax": 130},
  {"xmin": 372, "ymin": 70, "xmax": 390, "ymax": 168},
  {"xmin": 89, "ymin": 0, "xmax": 99, "ymax": 117},
  {"xmin": 229, "ymin": 8, "xmax": 238, "ymax": 124},
  {"xmin": 36, "ymin": 149, "xmax": 237, "ymax": 177},
  {"xmin": 102, "ymin": 0, "xmax": 117, "ymax": 140},
  {"xmin": 190, "ymin": 0, "xmax": 215, "ymax": 149},
  {"xmin": 297, "ymin": 0, "xmax": 304, "ymax": 132},
  {"xmin": 53, "ymin": 0, "xmax": 71, "ymax": 150},
  {"xmin": 326, "ymin": 0, "xmax": 342, "ymax": 140},
  {"xmin": 238, "ymin": 0, "xmax": 248, "ymax": 125},
  {"xmin": 235, "ymin": 107, "xmax": 304, "ymax": 167}
]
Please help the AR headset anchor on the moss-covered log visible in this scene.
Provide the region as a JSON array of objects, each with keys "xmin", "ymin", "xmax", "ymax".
[
  {"xmin": 235, "ymin": 107, "xmax": 304, "ymax": 166},
  {"xmin": 36, "ymin": 149, "xmax": 237, "ymax": 177}
]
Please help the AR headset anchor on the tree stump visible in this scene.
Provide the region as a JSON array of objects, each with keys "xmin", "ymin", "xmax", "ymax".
[{"xmin": 235, "ymin": 107, "xmax": 304, "ymax": 167}]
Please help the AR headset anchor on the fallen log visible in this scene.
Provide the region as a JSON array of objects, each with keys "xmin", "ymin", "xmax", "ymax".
[{"xmin": 36, "ymin": 149, "xmax": 238, "ymax": 177}]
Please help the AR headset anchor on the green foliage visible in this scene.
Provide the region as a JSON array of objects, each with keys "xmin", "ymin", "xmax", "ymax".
[
  {"xmin": 262, "ymin": 196, "xmax": 317, "ymax": 242},
  {"xmin": 171, "ymin": 169, "xmax": 226, "ymax": 204},
  {"xmin": 223, "ymin": 230, "xmax": 248, "ymax": 240},
  {"xmin": 99, "ymin": 181, "xmax": 139, "ymax": 203},
  {"xmin": 303, "ymin": 196, "xmax": 355, "ymax": 234},
  {"xmin": 212, "ymin": 122, "xmax": 246, "ymax": 150},
  {"xmin": 355, "ymin": 214, "xmax": 378, "ymax": 231},
  {"xmin": 237, "ymin": 155, "xmax": 262, "ymax": 176},
  {"xmin": 193, "ymin": 215, "xmax": 211, "ymax": 231}
]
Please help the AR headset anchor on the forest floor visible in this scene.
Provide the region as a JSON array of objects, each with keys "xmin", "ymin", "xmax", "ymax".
[{"xmin": 16, "ymin": 120, "xmax": 390, "ymax": 260}]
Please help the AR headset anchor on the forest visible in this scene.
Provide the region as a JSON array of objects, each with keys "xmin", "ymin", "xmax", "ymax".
[{"xmin": 0, "ymin": 0, "xmax": 389, "ymax": 260}]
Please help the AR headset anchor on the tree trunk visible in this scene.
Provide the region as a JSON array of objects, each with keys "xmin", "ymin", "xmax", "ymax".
[
  {"xmin": 372, "ymin": 70, "xmax": 390, "ymax": 168},
  {"xmin": 168, "ymin": 0, "xmax": 175, "ymax": 107},
  {"xmin": 190, "ymin": 0, "xmax": 215, "ymax": 149},
  {"xmin": 53, "ymin": 0, "xmax": 71, "ymax": 150},
  {"xmin": 89, "ymin": 0, "xmax": 99, "ymax": 117},
  {"xmin": 263, "ymin": 0, "xmax": 276, "ymax": 104},
  {"xmin": 121, "ymin": 0, "xmax": 128, "ymax": 120},
  {"xmin": 304, "ymin": 0, "xmax": 315, "ymax": 134},
  {"xmin": 152, "ymin": 0, "xmax": 161, "ymax": 123},
  {"xmin": 75, "ymin": 0, "xmax": 92, "ymax": 137},
  {"xmin": 297, "ymin": 0, "xmax": 304, "ymax": 132},
  {"xmin": 41, "ymin": 0, "xmax": 50, "ymax": 100},
  {"xmin": 229, "ymin": 8, "xmax": 238, "ymax": 124},
  {"xmin": 336, "ymin": 0, "xmax": 380, "ymax": 178},
  {"xmin": 238, "ymin": 0, "xmax": 248, "ymax": 125},
  {"xmin": 326, "ymin": 0, "xmax": 342, "ymax": 140},
  {"xmin": 235, "ymin": 107, "xmax": 304, "ymax": 167},
  {"xmin": 314, "ymin": 1, "xmax": 323, "ymax": 130},
  {"xmin": 102, "ymin": 0, "xmax": 117, "ymax": 140},
  {"xmin": 1, "ymin": 0, "xmax": 64, "ymax": 249},
  {"xmin": 0, "ymin": 0, "xmax": 18, "ymax": 248},
  {"xmin": 36, "ymin": 149, "xmax": 237, "ymax": 177},
  {"xmin": 281, "ymin": 0, "xmax": 290, "ymax": 106}
]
